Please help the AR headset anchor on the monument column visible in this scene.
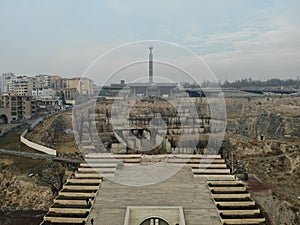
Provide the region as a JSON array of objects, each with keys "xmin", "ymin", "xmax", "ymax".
[{"xmin": 149, "ymin": 46, "xmax": 153, "ymax": 83}]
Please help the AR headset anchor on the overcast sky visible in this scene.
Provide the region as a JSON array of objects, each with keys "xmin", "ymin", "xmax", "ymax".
[{"xmin": 1, "ymin": 0, "xmax": 300, "ymax": 83}]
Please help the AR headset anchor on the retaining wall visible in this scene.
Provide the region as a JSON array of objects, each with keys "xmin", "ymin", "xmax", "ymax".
[{"xmin": 20, "ymin": 118, "xmax": 57, "ymax": 156}]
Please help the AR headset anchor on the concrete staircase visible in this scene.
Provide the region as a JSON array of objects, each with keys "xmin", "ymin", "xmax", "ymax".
[
  {"xmin": 40, "ymin": 174, "xmax": 102, "ymax": 224},
  {"xmin": 88, "ymin": 165, "xmax": 222, "ymax": 225},
  {"xmin": 167, "ymin": 154, "xmax": 234, "ymax": 180},
  {"xmin": 40, "ymin": 153, "xmax": 265, "ymax": 225},
  {"xmin": 40, "ymin": 153, "xmax": 141, "ymax": 224},
  {"xmin": 170, "ymin": 154, "xmax": 266, "ymax": 225}
]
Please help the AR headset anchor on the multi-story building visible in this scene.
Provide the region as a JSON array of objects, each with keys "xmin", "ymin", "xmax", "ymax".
[
  {"xmin": 36, "ymin": 98, "xmax": 61, "ymax": 116},
  {"xmin": 9, "ymin": 76, "xmax": 34, "ymax": 96},
  {"xmin": 1, "ymin": 73, "xmax": 62, "ymax": 96},
  {"xmin": 2, "ymin": 75, "xmax": 34, "ymax": 96},
  {"xmin": 32, "ymin": 87, "xmax": 56, "ymax": 99},
  {"xmin": 55, "ymin": 77, "xmax": 94, "ymax": 101},
  {"xmin": 1, "ymin": 73, "xmax": 95, "ymax": 107},
  {"xmin": 33, "ymin": 74, "xmax": 61, "ymax": 88},
  {"xmin": 2, "ymin": 72, "xmax": 16, "ymax": 93},
  {"xmin": 0, "ymin": 94, "xmax": 37, "ymax": 122}
]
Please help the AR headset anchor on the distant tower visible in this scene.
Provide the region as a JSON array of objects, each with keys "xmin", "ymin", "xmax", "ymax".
[{"xmin": 149, "ymin": 46, "xmax": 153, "ymax": 83}]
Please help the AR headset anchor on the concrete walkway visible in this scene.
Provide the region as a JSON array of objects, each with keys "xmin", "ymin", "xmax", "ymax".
[{"xmin": 89, "ymin": 166, "xmax": 222, "ymax": 225}]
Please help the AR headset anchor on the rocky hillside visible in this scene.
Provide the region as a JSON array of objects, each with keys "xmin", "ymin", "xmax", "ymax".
[
  {"xmin": 0, "ymin": 169, "xmax": 53, "ymax": 211},
  {"xmin": 0, "ymin": 153, "xmax": 68, "ymax": 211},
  {"xmin": 225, "ymin": 96, "xmax": 300, "ymax": 138},
  {"xmin": 26, "ymin": 112, "xmax": 77, "ymax": 153}
]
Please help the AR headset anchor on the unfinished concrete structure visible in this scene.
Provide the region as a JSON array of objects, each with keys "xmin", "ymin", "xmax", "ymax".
[{"xmin": 40, "ymin": 153, "xmax": 265, "ymax": 225}]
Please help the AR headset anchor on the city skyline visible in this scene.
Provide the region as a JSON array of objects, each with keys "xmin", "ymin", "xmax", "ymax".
[{"xmin": 0, "ymin": 1, "xmax": 300, "ymax": 83}]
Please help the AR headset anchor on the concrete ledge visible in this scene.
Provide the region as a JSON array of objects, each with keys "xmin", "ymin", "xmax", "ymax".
[
  {"xmin": 168, "ymin": 158, "xmax": 225, "ymax": 163},
  {"xmin": 49, "ymin": 208, "xmax": 90, "ymax": 214},
  {"xmin": 172, "ymin": 154, "xmax": 221, "ymax": 159},
  {"xmin": 221, "ymin": 218, "xmax": 265, "ymax": 224},
  {"xmin": 59, "ymin": 192, "xmax": 96, "ymax": 198},
  {"xmin": 189, "ymin": 163, "xmax": 227, "ymax": 168},
  {"xmin": 85, "ymin": 158, "xmax": 141, "ymax": 163},
  {"xmin": 85, "ymin": 154, "xmax": 141, "ymax": 159},
  {"xmin": 53, "ymin": 199, "xmax": 88, "ymax": 205},
  {"xmin": 78, "ymin": 167, "xmax": 116, "ymax": 173},
  {"xmin": 208, "ymin": 180, "xmax": 242, "ymax": 185},
  {"xmin": 75, "ymin": 173, "xmax": 103, "ymax": 178},
  {"xmin": 63, "ymin": 185, "xmax": 99, "ymax": 191},
  {"xmin": 209, "ymin": 186, "xmax": 246, "ymax": 192},
  {"xmin": 80, "ymin": 163, "xmax": 117, "ymax": 168},
  {"xmin": 192, "ymin": 169, "xmax": 230, "ymax": 174},
  {"xmin": 194, "ymin": 174, "xmax": 235, "ymax": 180},
  {"xmin": 219, "ymin": 209, "xmax": 260, "ymax": 215},
  {"xmin": 66, "ymin": 179, "xmax": 102, "ymax": 184},
  {"xmin": 212, "ymin": 193, "xmax": 251, "ymax": 198},
  {"xmin": 215, "ymin": 201, "xmax": 256, "ymax": 207},
  {"xmin": 44, "ymin": 216, "xmax": 87, "ymax": 223},
  {"xmin": 123, "ymin": 158, "xmax": 142, "ymax": 163},
  {"xmin": 84, "ymin": 153, "xmax": 124, "ymax": 158}
]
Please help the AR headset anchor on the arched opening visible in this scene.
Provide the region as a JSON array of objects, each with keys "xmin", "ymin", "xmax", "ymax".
[
  {"xmin": 0, "ymin": 114, "xmax": 8, "ymax": 124},
  {"xmin": 140, "ymin": 217, "xmax": 170, "ymax": 225}
]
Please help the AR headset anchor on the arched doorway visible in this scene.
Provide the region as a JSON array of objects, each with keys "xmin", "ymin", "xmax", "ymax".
[
  {"xmin": 140, "ymin": 217, "xmax": 170, "ymax": 225},
  {"xmin": 0, "ymin": 114, "xmax": 8, "ymax": 124}
]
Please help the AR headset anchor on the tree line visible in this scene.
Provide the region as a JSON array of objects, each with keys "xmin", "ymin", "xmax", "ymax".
[
  {"xmin": 182, "ymin": 78, "xmax": 300, "ymax": 89},
  {"xmin": 222, "ymin": 78, "xmax": 300, "ymax": 88}
]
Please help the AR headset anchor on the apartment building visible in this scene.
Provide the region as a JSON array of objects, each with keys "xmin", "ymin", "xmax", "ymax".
[
  {"xmin": 1, "ymin": 74, "xmax": 34, "ymax": 96},
  {"xmin": 0, "ymin": 94, "xmax": 37, "ymax": 122},
  {"xmin": 33, "ymin": 74, "xmax": 61, "ymax": 88},
  {"xmin": 55, "ymin": 77, "xmax": 94, "ymax": 102},
  {"xmin": 2, "ymin": 72, "xmax": 15, "ymax": 92},
  {"xmin": 32, "ymin": 87, "xmax": 56, "ymax": 99}
]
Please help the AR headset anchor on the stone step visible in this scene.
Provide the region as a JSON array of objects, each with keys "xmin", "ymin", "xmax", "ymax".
[
  {"xmin": 212, "ymin": 193, "xmax": 251, "ymax": 199},
  {"xmin": 171, "ymin": 154, "xmax": 221, "ymax": 159},
  {"xmin": 85, "ymin": 154, "xmax": 141, "ymax": 159},
  {"xmin": 75, "ymin": 173, "xmax": 104, "ymax": 179},
  {"xmin": 122, "ymin": 158, "xmax": 142, "ymax": 163},
  {"xmin": 189, "ymin": 163, "xmax": 227, "ymax": 168},
  {"xmin": 192, "ymin": 169, "xmax": 231, "ymax": 174},
  {"xmin": 194, "ymin": 174, "xmax": 235, "ymax": 180},
  {"xmin": 53, "ymin": 199, "xmax": 88, "ymax": 206},
  {"xmin": 168, "ymin": 158, "xmax": 225, "ymax": 163},
  {"xmin": 219, "ymin": 209, "xmax": 260, "ymax": 215},
  {"xmin": 63, "ymin": 185, "xmax": 99, "ymax": 191},
  {"xmin": 80, "ymin": 163, "xmax": 118, "ymax": 168},
  {"xmin": 209, "ymin": 186, "xmax": 246, "ymax": 192},
  {"xmin": 66, "ymin": 179, "xmax": 102, "ymax": 184},
  {"xmin": 44, "ymin": 216, "xmax": 87, "ymax": 223},
  {"xmin": 49, "ymin": 208, "xmax": 90, "ymax": 214},
  {"xmin": 78, "ymin": 167, "xmax": 116, "ymax": 173},
  {"xmin": 208, "ymin": 180, "xmax": 242, "ymax": 185},
  {"xmin": 58, "ymin": 192, "xmax": 96, "ymax": 198},
  {"xmin": 215, "ymin": 201, "xmax": 256, "ymax": 207},
  {"xmin": 221, "ymin": 218, "xmax": 265, "ymax": 224},
  {"xmin": 80, "ymin": 145, "xmax": 96, "ymax": 150},
  {"xmin": 86, "ymin": 158, "xmax": 141, "ymax": 163}
]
